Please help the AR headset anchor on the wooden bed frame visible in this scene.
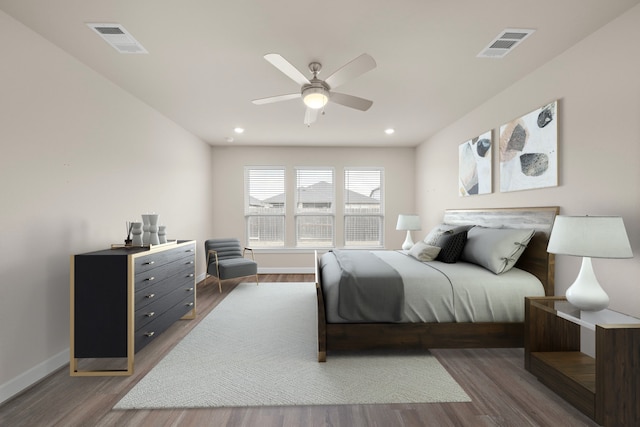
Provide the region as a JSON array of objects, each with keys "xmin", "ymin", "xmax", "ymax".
[{"xmin": 315, "ymin": 206, "xmax": 559, "ymax": 362}]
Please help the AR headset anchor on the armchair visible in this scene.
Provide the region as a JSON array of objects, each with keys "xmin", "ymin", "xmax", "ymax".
[{"xmin": 204, "ymin": 238, "xmax": 259, "ymax": 293}]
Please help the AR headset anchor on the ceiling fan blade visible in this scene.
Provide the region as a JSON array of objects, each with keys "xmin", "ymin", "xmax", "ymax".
[
  {"xmin": 330, "ymin": 92, "xmax": 373, "ymax": 111},
  {"xmin": 325, "ymin": 53, "xmax": 376, "ymax": 89},
  {"xmin": 264, "ymin": 53, "xmax": 310, "ymax": 86},
  {"xmin": 252, "ymin": 93, "xmax": 301, "ymax": 105},
  {"xmin": 304, "ymin": 107, "xmax": 318, "ymax": 126}
]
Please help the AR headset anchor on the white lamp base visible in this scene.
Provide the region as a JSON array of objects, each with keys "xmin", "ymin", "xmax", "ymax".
[
  {"xmin": 402, "ymin": 230, "xmax": 415, "ymax": 250},
  {"xmin": 565, "ymin": 257, "xmax": 609, "ymax": 311}
]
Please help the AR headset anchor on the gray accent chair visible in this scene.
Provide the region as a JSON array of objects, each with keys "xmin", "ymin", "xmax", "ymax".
[{"xmin": 204, "ymin": 238, "xmax": 259, "ymax": 293}]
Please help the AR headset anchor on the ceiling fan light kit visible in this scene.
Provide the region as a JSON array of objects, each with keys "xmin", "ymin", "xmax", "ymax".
[
  {"xmin": 252, "ymin": 53, "xmax": 376, "ymax": 125},
  {"xmin": 302, "ymin": 87, "xmax": 329, "ymax": 109}
]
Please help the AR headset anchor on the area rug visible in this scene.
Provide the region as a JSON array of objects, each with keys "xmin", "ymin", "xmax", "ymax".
[{"xmin": 114, "ymin": 282, "xmax": 470, "ymax": 409}]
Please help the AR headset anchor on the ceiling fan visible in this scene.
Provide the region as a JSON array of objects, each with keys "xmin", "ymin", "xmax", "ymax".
[{"xmin": 252, "ymin": 53, "xmax": 376, "ymax": 125}]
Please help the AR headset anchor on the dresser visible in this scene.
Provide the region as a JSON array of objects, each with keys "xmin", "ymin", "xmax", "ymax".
[{"xmin": 70, "ymin": 240, "xmax": 196, "ymax": 376}]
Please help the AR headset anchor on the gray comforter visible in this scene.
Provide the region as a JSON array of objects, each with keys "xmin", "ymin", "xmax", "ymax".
[
  {"xmin": 320, "ymin": 250, "xmax": 546, "ymax": 323},
  {"xmin": 330, "ymin": 250, "xmax": 404, "ymax": 322}
]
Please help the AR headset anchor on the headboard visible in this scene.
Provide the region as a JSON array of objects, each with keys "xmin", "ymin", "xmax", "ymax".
[{"xmin": 442, "ymin": 206, "xmax": 559, "ymax": 296}]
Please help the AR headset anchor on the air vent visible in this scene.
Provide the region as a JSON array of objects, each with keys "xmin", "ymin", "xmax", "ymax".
[
  {"xmin": 477, "ymin": 28, "xmax": 535, "ymax": 58},
  {"xmin": 87, "ymin": 23, "xmax": 148, "ymax": 54}
]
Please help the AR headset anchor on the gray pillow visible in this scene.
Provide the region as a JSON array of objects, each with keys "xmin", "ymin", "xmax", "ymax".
[
  {"xmin": 461, "ymin": 227, "xmax": 535, "ymax": 274},
  {"xmin": 424, "ymin": 224, "xmax": 474, "ymax": 246},
  {"xmin": 408, "ymin": 241, "xmax": 441, "ymax": 262}
]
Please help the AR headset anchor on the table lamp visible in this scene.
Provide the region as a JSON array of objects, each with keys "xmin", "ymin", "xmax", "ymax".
[
  {"xmin": 547, "ymin": 215, "xmax": 633, "ymax": 311},
  {"xmin": 396, "ymin": 214, "xmax": 421, "ymax": 250}
]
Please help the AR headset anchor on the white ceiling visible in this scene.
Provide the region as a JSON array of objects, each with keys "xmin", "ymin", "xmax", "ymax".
[{"xmin": 1, "ymin": 0, "xmax": 638, "ymax": 147}]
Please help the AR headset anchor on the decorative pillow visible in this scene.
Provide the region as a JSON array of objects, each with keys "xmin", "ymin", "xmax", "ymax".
[
  {"xmin": 435, "ymin": 229, "xmax": 468, "ymax": 263},
  {"xmin": 461, "ymin": 227, "xmax": 535, "ymax": 274},
  {"xmin": 423, "ymin": 224, "xmax": 474, "ymax": 246},
  {"xmin": 408, "ymin": 241, "xmax": 441, "ymax": 262}
]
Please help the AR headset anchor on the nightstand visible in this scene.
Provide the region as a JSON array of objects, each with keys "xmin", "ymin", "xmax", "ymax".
[{"xmin": 524, "ymin": 296, "xmax": 640, "ymax": 426}]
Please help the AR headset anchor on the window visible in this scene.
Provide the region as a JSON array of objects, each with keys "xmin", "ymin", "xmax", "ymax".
[
  {"xmin": 295, "ymin": 167, "xmax": 334, "ymax": 247},
  {"xmin": 245, "ymin": 167, "xmax": 285, "ymax": 247},
  {"xmin": 344, "ymin": 168, "xmax": 384, "ymax": 247}
]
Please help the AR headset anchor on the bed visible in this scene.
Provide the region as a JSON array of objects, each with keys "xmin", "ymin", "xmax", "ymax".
[{"xmin": 315, "ymin": 206, "xmax": 559, "ymax": 362}]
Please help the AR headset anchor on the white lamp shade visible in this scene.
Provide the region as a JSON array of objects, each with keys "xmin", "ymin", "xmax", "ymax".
[
  {"xmin": 396, "ymin": 214, "xmax": 421, "ymax": 231},
  {"xmin": 547, "ymin": 216, "xmax": 632, "ymax": 258}
]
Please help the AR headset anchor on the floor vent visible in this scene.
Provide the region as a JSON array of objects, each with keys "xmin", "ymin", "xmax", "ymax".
[
  {"xmin": 87, "ymin": 23, "xmax": 148, "ymax": 54},
  {"xmin": 477, "ymin": 28, "xmax": 535, "ymax": 58}
]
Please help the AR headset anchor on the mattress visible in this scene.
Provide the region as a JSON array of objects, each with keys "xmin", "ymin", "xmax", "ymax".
[{"xmin": 320, "ymin": 250, "xmax": 545, "ymax": 323}]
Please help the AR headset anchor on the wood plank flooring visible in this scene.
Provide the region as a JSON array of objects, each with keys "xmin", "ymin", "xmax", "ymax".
[{"xmin": 0, "ymin": 275, "xmax": 598, "ymax": 427}]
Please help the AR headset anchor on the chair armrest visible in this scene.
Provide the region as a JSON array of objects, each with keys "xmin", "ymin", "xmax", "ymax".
[
  {"xmin": 243, "ymin": 247, "xmax": 255, "ymax": 260},
  {"xmin": 206, "ymin": 249, "xmax": 219, "ymax": 264}
]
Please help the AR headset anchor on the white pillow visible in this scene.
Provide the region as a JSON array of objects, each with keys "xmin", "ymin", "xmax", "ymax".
[
  {"xmin": 408, "ymin": 241, "xmax": 441, "ymax": 262},
  {"xmin": 461, "ymin": 227, "xmax": 535, "ymax": 274}
]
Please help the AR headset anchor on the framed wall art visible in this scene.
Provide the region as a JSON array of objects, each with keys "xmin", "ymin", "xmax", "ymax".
[
  {"xmin": 459, "ymin": 130, "xmax": 492, "ymax": 196},
  {"xmin": 499, "ymin": 101, "xmax": 558, "ymax": 192}
]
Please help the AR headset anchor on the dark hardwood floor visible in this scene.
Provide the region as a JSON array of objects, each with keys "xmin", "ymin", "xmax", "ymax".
[{"xmin": 0, "ymin": 274, "xmax": 597, "ymax": 427}]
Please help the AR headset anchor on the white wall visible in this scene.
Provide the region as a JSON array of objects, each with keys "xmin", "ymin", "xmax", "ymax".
[
  {"xmin": 0, "ymin": 11, "xmax": 213, "ymax": 402},
  {"xmin": 211, "ymin": 145, "xmax": 416, "ymax": 270},
  {"xmin": 416, "ymin": 5, "xmax": 640, "ymax": 317}
]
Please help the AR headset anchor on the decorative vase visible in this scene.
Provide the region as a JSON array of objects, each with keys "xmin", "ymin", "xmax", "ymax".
[
  {"xmin": 141, "ymin": 214, "xmax": 150, "ymax": 245},
  {"xmin": 148, "ymin": 213, "xmax": 160, "ymax": 245},
  {"xmin": 131, "ymin": 222, "xmax": 143, "ymax": 246},
  {"xmin": 158, "ymin": 225, "xmax": 167, "ymax": 244}
]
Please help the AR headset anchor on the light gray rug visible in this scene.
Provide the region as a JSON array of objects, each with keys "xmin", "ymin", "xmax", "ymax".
[{"xmin": 114, "ymin": 282, "xmax": 470, "ymax": 409}]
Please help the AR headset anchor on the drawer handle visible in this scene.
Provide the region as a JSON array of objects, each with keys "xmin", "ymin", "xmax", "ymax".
[
  {"xmin": 144, "ymin": 261, "xmax": 155, "ymax": 265},
  {"xmin": 186, "ymin": 261, "xmax": 194, "ymax": 265},
  {"xmin": 144, "ymin": 331, "xmax": 155, "ymax": 337},
  {"xmin": 188, "ymin": 273, "xmax": 194, "ymax": 278},
  {"xmin": 146, "ymin": 293, "xmax": 155, "ymax": 299},
  {"xmin": 186, "ymin": 249, "xmax": 194, "ymax": 252},
  {"xmin": 145, "ymin": 311, "xmax": 155, "ymax": 317},
  {"xmin": 186, "ymin": 302, "xmax": 194, "ymax": 307},
  {"xmin": 146, "ymin": 277, "xmax": 155, "ymax": 282},
  {"xmin": 186, "ymin": 287, "xmax": 194, "ymax": 292}
]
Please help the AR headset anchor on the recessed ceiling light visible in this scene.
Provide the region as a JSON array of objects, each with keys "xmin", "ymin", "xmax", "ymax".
[
  {"xmin": 234, "ymin": 127, "xmax": 245, "ymax": 134},
  {"xmin": 225, "ymin": 137, "xmax": 234, "ymax": 143},
  {"xmin": 385, "ymin": 128, "xmax": 395, "ymax": 135}
]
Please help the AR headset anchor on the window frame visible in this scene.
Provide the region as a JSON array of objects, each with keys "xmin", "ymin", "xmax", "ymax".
[
  {"xmin": 244, "ymin": 166, "xmax": 286, "ymax": 248},
  {"xmin": 294, "ymin": 167, "xmax": 335, "ymax": 248},
  {"xmin": 343, "ymin": 167, "xmax": 385, "ymax": 248}
]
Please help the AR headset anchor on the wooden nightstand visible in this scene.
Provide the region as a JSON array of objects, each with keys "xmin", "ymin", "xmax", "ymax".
[{"xmin": 524, "ymin": 296, "xmax": 640, "ymax": 426}]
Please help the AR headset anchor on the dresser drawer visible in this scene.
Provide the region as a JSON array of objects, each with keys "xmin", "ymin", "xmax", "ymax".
[
  {"xmin": 135, "ymin": 283, "xmax": 195, "ymax": 330},
  {"xmin": 135, "ymin": 258, "xmax": 195, "ymax": 292},
  {"xmin": 134, "ymin": 294, "xmax": 195, "ymax": 353},
  {"xmin": 134, "ymin": 244, "xmax": 196, "ymax": 276},
  {"xmin": 135, "ymin": 268, "xmax": 195, "ymax": 310}
]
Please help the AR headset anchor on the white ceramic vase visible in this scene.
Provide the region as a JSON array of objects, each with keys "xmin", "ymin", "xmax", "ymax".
[
  {"xmin": 148, "ymin": 213, "xmax": 160, "ymax": 245},
  {"xmin": 141, "ymin": 214, "xmax": 150, "ymax": 245}
]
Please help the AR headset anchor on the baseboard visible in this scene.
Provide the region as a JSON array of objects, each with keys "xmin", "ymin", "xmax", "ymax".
[
  {"xmin": 0, "ymin": 349, "xmax": 69, "ymax": 405},
  {"xmin": 258, "ymin": 267, "xmax": 314, "ymax": 274}
]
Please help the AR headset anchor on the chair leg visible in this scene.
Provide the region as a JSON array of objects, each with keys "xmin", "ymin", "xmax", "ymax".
[
  {"xmin": 217, "ymin": 276, "xmax": 222, "ymax": 293},
  {"xmin": 255, "ymin": 274, "xmax": 259, "ymax": 286}
]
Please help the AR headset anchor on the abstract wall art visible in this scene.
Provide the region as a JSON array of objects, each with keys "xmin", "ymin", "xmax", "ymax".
[
  {"xmin": 459, "ymin": 130, "xmax": 492, "ymax": 196},
  {"xmin": 499, "ymin": 101, "xmax": 558, "ymax": 192}
]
